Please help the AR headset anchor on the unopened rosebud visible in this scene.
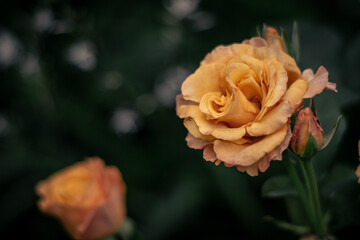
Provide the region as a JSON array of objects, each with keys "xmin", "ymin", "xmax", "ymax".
[{"xmin": 291, "ymin": 108, "xmax": 324, "ymax": 158}]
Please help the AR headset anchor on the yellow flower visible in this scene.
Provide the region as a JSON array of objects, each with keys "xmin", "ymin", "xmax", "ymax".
[
  {"xmin": 176, "ymin": 27, "xmax": 336, "ymax": 176},
  {"xmin": 36, "ymin": 157, "xmax": 126, "ymax": 240}
]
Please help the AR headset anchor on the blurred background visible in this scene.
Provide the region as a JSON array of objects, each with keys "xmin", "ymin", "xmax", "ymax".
[{"xmin": 1, "ymin": 0, "xmax": 360, "ymax": 239}]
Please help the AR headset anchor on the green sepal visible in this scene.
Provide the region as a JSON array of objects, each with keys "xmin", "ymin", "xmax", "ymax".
[
  {"xmin": 301, "ymin": 133, "xmax": 319, "ymax": 159},
  {"xmin": 262, "ymin": 23, "xmax": 268, "ymax": 38},
  {"xmin": 320, "ymin": 115, "xmax": 342, "ymax": 150},
  {"xmin": 309, "ymin": 98, "xmax": 319, "ymax": 121},
  {"xmin": 280, "ymin": 28, "xmax": 297, "ymax": 60},
  {"xmin": 256, "ymin": 25, "xmax": 261, "ymax": 37},
  {"xmin": 291, "ymin": 21, "xmax": 300, "ymax": 62}
]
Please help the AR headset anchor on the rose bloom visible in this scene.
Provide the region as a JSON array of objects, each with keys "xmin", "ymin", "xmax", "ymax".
[
  {"xmin": 36, "ymin": 157, "xmax": 126, "ymax": 240},
  {"xmin": 176, "ymin": 27, "xmax": 336, "ymax": 176}
]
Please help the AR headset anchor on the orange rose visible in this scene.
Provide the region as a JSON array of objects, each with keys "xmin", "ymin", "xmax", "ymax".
[
  {"xmin": 36, "ymin": 157, "xmax": 126, "ymax": 240},
  {"xmin": 176, "ymin": 27, "xmax": 336, "ymax": 176}
]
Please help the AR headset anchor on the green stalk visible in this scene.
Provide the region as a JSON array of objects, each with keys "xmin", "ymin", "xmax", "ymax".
[
  {"xmin": 303, "ymin": 159, "xmax": 326, "ymax": 236},
  {"xmin": 282, "ymin": 156, "xmax": 316, "ymax": 232},
  {"xmin": 297, "ymin": 158, "xmax": 320, "ymax": 234}
]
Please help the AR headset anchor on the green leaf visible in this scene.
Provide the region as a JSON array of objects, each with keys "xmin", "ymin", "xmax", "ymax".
[
  {"xmin": 262, "ymin": 175, "xmax": 297, "ymax": 198},
  {"xmin": 263, "ymin": 215, "xmax": 310, "ymax": 235},
  {"xmin": 301, "ymin": 133, "xmax": 319, "ymax": 159},
  {"xmin": 320, "ymin": 115, "xmax": 342, "ymax": 150},
  {"xmin": 281, "ymin": 28, "xmax": 297, "ymax": 60},
  {"xmin": 291, "ymin": 21, "xmax": 300, "ymax": 62}
]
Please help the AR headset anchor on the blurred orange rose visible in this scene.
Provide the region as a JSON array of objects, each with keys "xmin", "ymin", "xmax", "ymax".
[
  {"xmin": 36, "ymin": 157, "xmax": 126, "ymax": 240},
  {"xmin": 176, "ymin": 27, "xmax": 336, "ymax": 176}
]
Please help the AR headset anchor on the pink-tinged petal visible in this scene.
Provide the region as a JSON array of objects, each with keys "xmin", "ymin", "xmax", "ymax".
[
  {"xmin": 233, "ymin": 125, "xmax": 291, "ymax": 176},
  {"xmin": 301, "ymin": 69, "xmax": 314, "ymax": 82},
  {"xmin": 215, "ymin": 160, "xmax": 222, "ymax": 166},
  {"xmin": 236, "ymin": 166, "xmax": 246, "ymax": 173},
  {"xmin": 238, "ymin": 163, "xmax": 260, "ymax": 176},
  {"xmin": 185, "ymin": 133, "xmax": 210, "ymax": 149},
  {"xmin": 214, "ymin": 124, "xmax": 288, "ymax": 166},
  {"xmin": 326, "ymin": 82, "xmax": 337, "ymax": 92},
  {"xmin": 182, "ymin": 63, "xmax": 226, "ymax": 103},
  {"xmin": 273, "ymin": 124, "xmax": 292, "ymax": 160},
  {"xmin": 223, "ymin": 163, "xmax": 235, "ymax": 167},
  {"xmin": 258, "ymin": 151, "xmax": 277, "ymax": 173},
  {"xmin": 265, "ymin": 27, "xmax": 285, "ymax": 52},
  {"xmin": 242, "ymin": 37, "xmax": 268, "ymax": 48},
  {"xmin": 303, "ymin": 66, "xmax": 333, "ymax": 98},
  {"xmin": 183, "ymin": 118, "xmax": 215, "ymax": 142},
  {"xmin": 203, "ymin": 145, "xmax": 217, "ymax": 162},
  {"xmin": 176, "ymin": 94, "xmax": 197, "ymax": 119},
  {"xmin": 246, "ymin": 100, "xmax": 292, "ymax": 136}
]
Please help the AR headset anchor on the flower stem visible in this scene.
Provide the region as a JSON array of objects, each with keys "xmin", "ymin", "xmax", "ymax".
[
  {"xmin": 302, "ymin": 159, "xmax": 325, "ymax": 236},
  {"xmin": 282, "ymin": 155, "xmax": 316, "ymax": 232},
  {"xmin": 297, "ymin": 158, "xmax": 319, "ymax": 233}
]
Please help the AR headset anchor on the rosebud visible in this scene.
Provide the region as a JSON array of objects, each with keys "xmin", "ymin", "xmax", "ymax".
[{"xmin": 291, "ymin": 108, "xmax": 324, "ymax": 158}]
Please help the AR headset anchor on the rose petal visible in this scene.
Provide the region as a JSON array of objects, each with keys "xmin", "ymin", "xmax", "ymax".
[
  {"xmin": 203, "ymin": 145, "xmax": 217, "ymax": 162},
  {"xmin": 214, "ymin": 124, "xmax": 288, "ymax": 166},
  {"xmin": 176, "ymin": 94, "xmax": 197, "ymax": 118},
  {"xmin": 303, "ymin": 66, "xmax": 336, "ymax": 98},
  {"xmin": 253, "ymin": 59, "xmax": 289, "ymax": 121},
  {"xmin": 227, "ymin": 124, "xmax": 291, "ymax": 176},
  {"xmin": 273, "ymin": 124, "xmax": 292, "ymax": 160},
  {"xmin": 230, "ymin": 44, "xmax": 301, "ymax": 84},
  {"xmin": 237, "ymin": 163, "xmax": 259, "ymax": 176},
  {"xmin": 183, "ymin": 118, "xmax": 215, "ymax": 142},
  {"xmin": 246, "ymin": 100, "xmax": 292, "ymax": 136},
  {"xmin": 182, "ymin": 63, "xmax": 226, "ymax": 103},
  {"xmin": 201, "ymin": 45, "xmax": 236, "ymax": 66},
  {"xmin": 242, "ymin": 37, "xmax": 268, "ymax": 48},
  {"xmin": 265, "ymin": 27, "xmax": 285, "ymax": 52},
  {"xmin": 258, "ymin": 151, "xmax": 277, "ymax": 173},
  {"xmin": 184, "ymin": 106, "xmax": 247, "ymax": 141},
  {"xmin": 218, "ymin": 90, "xmax": 259, "ymax": 127},
  {"xmin": 185, "ymin": 133, "xmax": 211, "ymax": 149},
  {"xmin": 282, "ymin": 79, "xmax": 308, "ymax": 110},
  {"xmin": 262, "ymin": 59, "xmax": 288, "ymax": 108},
  {"xmin": 326, "ymin": 82, "xmax": 337, "ymax": 92}
]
